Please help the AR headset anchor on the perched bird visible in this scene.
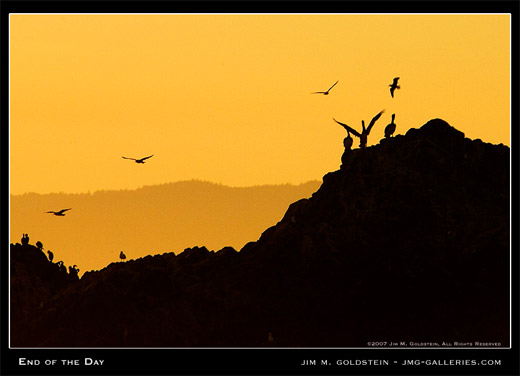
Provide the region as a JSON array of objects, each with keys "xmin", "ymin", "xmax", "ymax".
[
  {"xmin": 120, "ymin": 251, "xmax": 126, "ymax": 261},
  {"xmin": 389, "ymin": 77, "xmax": 400, "ymax": 98},
  {"xmin": 333, "ymin": 110, "xmax": 385, "ymax": 149},
  {"xmin": 311, "ymin": 80, "xmax": 338, "ymax": 95},
  {"xmin": 343, "ymin": 129, "xmax": 353, "ymax": 151},
  {"xmin": 46, "ymin": 208, "xmax": 71, "ymax": 216},
  {"xmin": 47, "ymin": 250, "xmax": 54, "ymax": 263},
  {"xmin": 56, "ymin": 261, "xmax": 66, "ymax": 273},
  {"xmin": 122, "ymin": 155, "xmax": 154, "ymax": 164},
  {"xmin": 385, "ymin": 114, "xmax": 397, "ymax": 138}
]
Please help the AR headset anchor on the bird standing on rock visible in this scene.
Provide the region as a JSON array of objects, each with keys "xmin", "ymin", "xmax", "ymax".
[
  {"xmin": 47, "ymin": 250, "xmax": 54, "ymax": 262},
  {"xmin": 120, "ymin": 251, "xmax": 126, "ymax": 261},
  {"xmin": 385, "ymin": 114, "xmax": 397, "ymax": 138},
  {"xmin": 333, "ymin": 110, "xmax": 385, "ymax": 149},
  {"xmin": 343, "ymin": 129, "xmax": 353, "ymax": 150}
]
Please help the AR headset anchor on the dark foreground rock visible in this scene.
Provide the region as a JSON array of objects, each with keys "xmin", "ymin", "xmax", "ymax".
[{"xmin": 10, "ymin": 119, "xmax": 510, "ymax": 347}]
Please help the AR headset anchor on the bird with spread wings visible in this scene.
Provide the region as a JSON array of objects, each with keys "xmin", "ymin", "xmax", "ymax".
[
  {"xmin": 122, "ymin": 155, "xmax": 154, "ymax": 164},
  {"xmin": 333, "ymin": 110, "xmax": 385, "ymax": 149},
  {"xmin": 46, "ymin": 208, "xmax": 72, "ymax": 216},
  {"xmin": 311, "ymin": 80, "xmax": 338, "ymax": 95},
  {"xmin": 389, "ymin": 77, "xmax": 400, "ymax": 98}
]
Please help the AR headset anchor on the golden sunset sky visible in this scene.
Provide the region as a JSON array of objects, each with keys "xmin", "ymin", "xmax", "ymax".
[{"xmin": 10, "ymin": 14, "xmax": 510, "ymax": 195}]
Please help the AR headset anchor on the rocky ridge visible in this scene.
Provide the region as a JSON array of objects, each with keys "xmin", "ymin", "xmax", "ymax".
[{"xmin": 10, "ymin": 119, "xmax": 510, "ymax": 347}]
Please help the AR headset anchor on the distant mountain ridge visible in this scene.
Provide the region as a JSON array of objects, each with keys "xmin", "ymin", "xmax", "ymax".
[
  {"xmin": 10, "ymin": 180, "xmax": 321, "ymax": 273},
  {"xmin": 10, "ymin": 119, "xmax": 510, "ymax": 347}
]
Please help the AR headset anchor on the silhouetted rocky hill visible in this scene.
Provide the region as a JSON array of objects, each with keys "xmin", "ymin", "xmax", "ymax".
[
  {"xmin": 10, "ymin": 119, "xmax": 510, "ymax": 347},
  {"xmin": 10, "ymin": 180, "xmax": 321, "ymax": 274}
]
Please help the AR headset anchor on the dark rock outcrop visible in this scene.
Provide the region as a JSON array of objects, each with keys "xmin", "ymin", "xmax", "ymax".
[
  {"xmin": 10, "ymin": 243, "xmax": 79, "ymax": 345},
  {"xmin": 10, "ymin": 119, "xmax": 510, "ymax": 347}
]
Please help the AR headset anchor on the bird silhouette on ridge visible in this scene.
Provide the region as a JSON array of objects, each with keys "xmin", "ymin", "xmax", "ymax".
[
  {"xmin": 343, "ymin": 128, "xmax": 354, "ymax": 150},
  {"xmin": 333, "ymin": 110, "xmax": 385, "ymax": 149},
  {"xmin": 385, "ymin": 114, "xmax": 397, "ymax": 138}
]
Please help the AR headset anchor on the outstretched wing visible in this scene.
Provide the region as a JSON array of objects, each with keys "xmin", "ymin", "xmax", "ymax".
[
  {"xmin": 327, "ymin": 80, "xmax": 339, "ymax": 92},
  {"xmin": 58, "ymin": 208, "xmax": 72, "ymax": 214},
  {"xmin": 122, "ymin": 156, "xmax": 137, "ymax": 161},
  {"xmin": 45, "ymin": 211, "xmax": 56, "ymax": 214},
  {"xmin": 393, "ymin": 77, "xmax": 400, "ymax": 85},
  {"xmin": 311, "ymin": 91, "xmax": 326, "ymax": 94},
  {"xmin": 140, "ymin": 154, "xmax": 154, "ymax": 161},
  {"xmin": 366, "ymin": 110, "xmax": 385, "ymax": 135},
  {"xmin": 390, "ymin": 87, "xmax": 395, "ymax": 98},
  {"xmin": 333, "ymin": 118, "xmax": 361, "ymax": 137}
]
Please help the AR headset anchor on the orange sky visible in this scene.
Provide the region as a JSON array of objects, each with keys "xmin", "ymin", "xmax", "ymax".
[{"xmin": 10, "ymin": 14, "xmax": 510, "ymax": 195}]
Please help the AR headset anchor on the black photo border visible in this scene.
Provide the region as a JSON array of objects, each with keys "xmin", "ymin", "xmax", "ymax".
[{"xmin": 2, "ymin": 1, "xmax": 518, "ymax": 375}]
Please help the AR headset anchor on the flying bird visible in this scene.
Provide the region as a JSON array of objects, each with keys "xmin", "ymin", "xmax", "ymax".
[
  {"xmin": 311, "ymin": 80, "xmax": 338, "ymax": 95},
  {"xmin": 385, "ymin": 114, "xmax": 397, "ymax": 138},
  {"xmin": 333, "ymin": 110, "xmax": 385, "ymax": 149},
  {"xmin": 120, "ymin": 251, "xmax": 126, "ymax": 261},
  {"xmin": 389, "ymin": 77, "xmax": 400, "ymax": 98},
  {"xmin": 122, "ymin": 155, "xmax": 154, "ymax": 164},
  {"xmin": 46, "ymin": 208, "xmax": 71, "ymax": 216}
]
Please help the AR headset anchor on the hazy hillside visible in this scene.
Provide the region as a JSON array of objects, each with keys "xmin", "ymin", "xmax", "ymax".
[
  {"xmin": 10, "ymin": 180, "xmax": 321, "ymax": 274},
  {"xmin": 10, "ymin": 119, "xmax": 510, "ymax": 348}
]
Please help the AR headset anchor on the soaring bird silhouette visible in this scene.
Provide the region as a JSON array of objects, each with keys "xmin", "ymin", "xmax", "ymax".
[
  {"xmin": 333, "ymin": 110, "xmax": 385, "ymax": 149},
  {"xmin": 385, "ymin": 113, "xmax": 397, "ymax": 138},
  {"xmin": 120, "ymin": 251, "xmax": 126, "ymax": 261},
  {"xmin": 389, "ymin": 77, "xmax": 400, "ymax": 98},
  {"xmin": 122, "ymin": 155, "xmax": 154, "ymax": 164},
  {"xmin": 311, "ymin": 80, "xmax": 338, "ymax": 95},
  {"xmin": 46, "ymin": 208, "xmax": 71, "ymax": 216}
]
